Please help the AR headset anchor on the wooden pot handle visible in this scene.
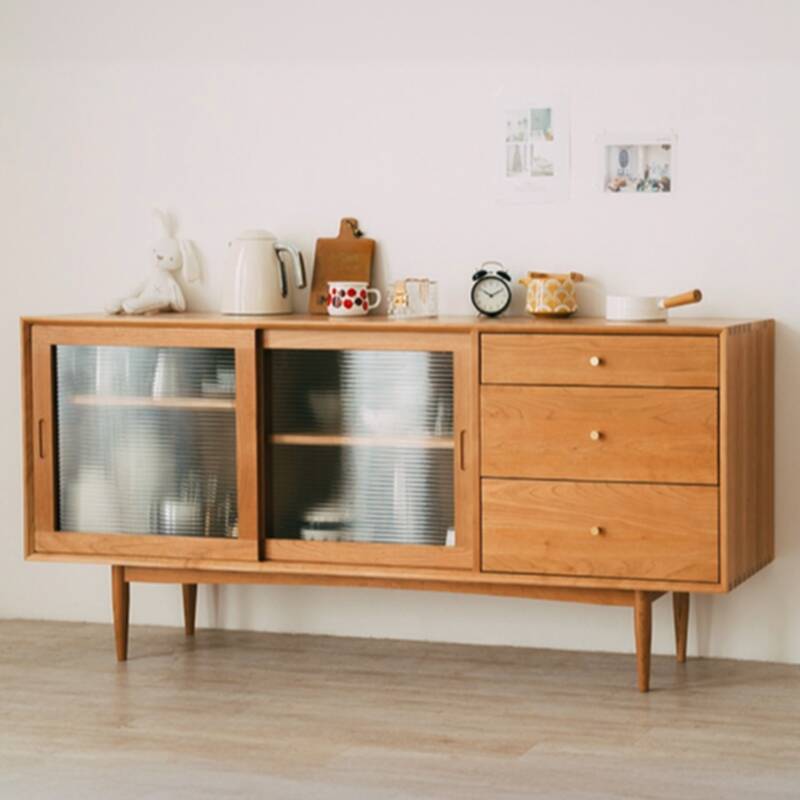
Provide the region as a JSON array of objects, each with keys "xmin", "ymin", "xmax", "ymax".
[{"xmin": 661, "ymin": 289, "xmax": 702, "ymax": 309}]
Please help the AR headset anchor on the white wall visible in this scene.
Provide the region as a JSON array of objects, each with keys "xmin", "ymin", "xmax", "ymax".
[{"xmin": 1, "ymin": 0, "xmax": 798, "ymax": 663}]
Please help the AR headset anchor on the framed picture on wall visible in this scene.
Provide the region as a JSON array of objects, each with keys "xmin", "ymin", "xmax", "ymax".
[
  {"xmin": 599, "ymin": 132, "xmax": 677, "ymax": 194},
  {"xmin": 497, "ymin": 93, "xmax": 570, "ymax": 203}
]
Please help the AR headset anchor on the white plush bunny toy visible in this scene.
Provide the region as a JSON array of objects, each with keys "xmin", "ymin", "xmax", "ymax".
[{"xmin": 106, "ymin": 209, "xmax": 200, "ymax": 315}]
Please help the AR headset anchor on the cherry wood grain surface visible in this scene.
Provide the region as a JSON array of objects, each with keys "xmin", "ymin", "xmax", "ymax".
[
  {"xmin": 482, "ymin": 480, "xmax": 718, "ymax": 582},
  {"xmin": 481, "ymin": 385, "xmax": 719, "ymax": 484},
  {"xmin": 481, "ymin": 334, "xmax": 718, "ymax": 387},
  {"xmin": 719, "ymin": 320, "xmax": 775, "ymax": 589},
  {"xmin": 22, "ymin": 312, "xmax": 762, "ymax": 334}
]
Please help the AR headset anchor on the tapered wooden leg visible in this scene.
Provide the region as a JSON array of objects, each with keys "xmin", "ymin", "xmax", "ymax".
[
  {"xmin": 673, "ymin": 592, "xmax": 689, "ymax": 663},
  {"xmin": 111, "ymin": 566, "xmax": 129, "ymax": 662},
  {"xmin": 633, "ymin": 591, "xmax": 652, "ymax": 693},
  {"xmin": 182, "ymin": 584, "xmax": 198, "ymax": 637}
]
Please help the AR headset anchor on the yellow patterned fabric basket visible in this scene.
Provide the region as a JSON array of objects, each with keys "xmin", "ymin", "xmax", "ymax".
[{"xmin": 519, "ymin": 271, "xmax": 584, "ymax": 317}]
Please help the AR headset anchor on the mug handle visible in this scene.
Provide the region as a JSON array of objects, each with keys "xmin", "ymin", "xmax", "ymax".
[{"xmin": 366, "ymin": 288, "xmax": 382, "ymax": 310}]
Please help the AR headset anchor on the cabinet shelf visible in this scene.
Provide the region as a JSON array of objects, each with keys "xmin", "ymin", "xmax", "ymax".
[
  {"xmin": 71, "ymin": 395, "xmax": 235, "ymax": 411},
  {"xmin": 270, "ymin": 433, "xmax": 454, "ymax": 449}
]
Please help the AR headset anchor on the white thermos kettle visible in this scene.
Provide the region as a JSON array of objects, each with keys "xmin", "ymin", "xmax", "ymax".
[{"xmin": 222, "ymin": 230, "xmax": 306, "ymax": 315}]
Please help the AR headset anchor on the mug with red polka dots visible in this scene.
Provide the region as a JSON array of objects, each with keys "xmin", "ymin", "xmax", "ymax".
[{"xmin": 326, "ymin": 281, "xmax": 382, "ymax": 316}]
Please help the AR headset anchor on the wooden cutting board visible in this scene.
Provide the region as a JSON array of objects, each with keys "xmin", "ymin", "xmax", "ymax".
[{"xmin": 308, "ymin": 218, "xmax": 375, "ymax": 314}]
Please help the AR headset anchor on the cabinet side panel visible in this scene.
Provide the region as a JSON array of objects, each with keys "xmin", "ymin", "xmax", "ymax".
[
  {"xmin": 20, "ymin": 320, "xmax": 35, "ymax": 557},
  {"xmin": 720, "ymin": 321, "xmax": 775, "ymax": 589}
]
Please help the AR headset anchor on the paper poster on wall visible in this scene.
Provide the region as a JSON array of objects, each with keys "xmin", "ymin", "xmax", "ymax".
[
  {"xmin": 498, "ymin": 96, "xmax": 570, "ymax": 203},
  {"xmin": 600, "ymin": 132, "xmax": 676, "ymax": 194}
]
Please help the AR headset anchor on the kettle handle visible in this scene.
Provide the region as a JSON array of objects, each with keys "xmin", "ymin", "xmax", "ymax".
[{"xmin": 274, "ymin": 243, "xmax": 307, "ymax": 290}]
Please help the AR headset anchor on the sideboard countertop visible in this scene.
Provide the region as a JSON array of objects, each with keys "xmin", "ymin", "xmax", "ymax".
[{"xmin": 20, "ymin": 312, "xmax": 770, "ymax": 335}]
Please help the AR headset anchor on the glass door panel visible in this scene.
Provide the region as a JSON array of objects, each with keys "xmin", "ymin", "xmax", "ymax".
[
  {"xmin": 270, "ymin": 350, "xmax": 455, "ymax": 546},
  {"xmin": 265, "ymin": 342, "xmax": 473, "ymax": 567},
  {"xmin": 55, "ymin": 345, "xmax": 239, "ymax": 538}
]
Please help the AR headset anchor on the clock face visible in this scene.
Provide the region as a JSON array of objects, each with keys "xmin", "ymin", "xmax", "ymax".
[{"xmin": 472, "ymin": 276, "xmax": 511, "ymax": 316}]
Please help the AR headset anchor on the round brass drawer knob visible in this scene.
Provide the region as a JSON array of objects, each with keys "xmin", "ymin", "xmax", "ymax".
[
  {"xmin": 591, "ymin": 526, "xmax": 603, "ymax": 536},
  {"xmin": 589, "ymin": 430, "xmax": 602, "ymax": 441},
  {"xmin": 589, "ymin": 356, "xmax": 602, "ymax": 367}
]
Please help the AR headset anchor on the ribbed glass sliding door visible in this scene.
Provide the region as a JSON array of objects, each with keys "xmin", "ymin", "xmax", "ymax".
[
  {"xmin": 263, "ymin": 332, "xmax": 474, "ymax": 569},
  {"xmin": 55, "ymin": 345, "xmax": 238, "ymax": 538},
  {"xmin": 29, "ymin": 325, "xmax": 259, "ymax": 561}
]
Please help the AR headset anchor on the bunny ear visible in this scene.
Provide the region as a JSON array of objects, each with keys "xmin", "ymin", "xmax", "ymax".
[
  {"xmin": 179, "ymin": 239, "xmax": 201, "ymax": 283},
  {"xmin": 153, "ymin": 208, "xmax": 174, "ymax": 238}
]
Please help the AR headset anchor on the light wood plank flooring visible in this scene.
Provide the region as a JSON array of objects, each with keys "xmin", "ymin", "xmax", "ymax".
[{"xmin": 1, "ymin": 620, "xmax": 798, "ymax": 799}]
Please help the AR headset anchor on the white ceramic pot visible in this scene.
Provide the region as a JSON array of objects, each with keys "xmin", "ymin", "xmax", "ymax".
[
  {"xmin": 605, "ymin": 289, "xmax": 702, "ymax": 321},
  {"xmin": 159, "ymin": 498, "xmax": 204, "ymax": 536},
  {"xmin": 113, "ymin": 432, "xmax": 174, "ymax": 533},
  {"xmin": 65, "ymin": 467, "xmax": 121, "ymax": 534}
]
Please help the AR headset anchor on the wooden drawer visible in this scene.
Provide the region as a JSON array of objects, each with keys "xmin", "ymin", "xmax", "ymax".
[
  {"xmin": 482, "ymin": 479, "xmax": 719, "ymax": 582},
  {"xmin": 481, "ymin": 334, "xmax": 718, "ymax": 387},
  {"xmin": 481, "ymin": 386, "xmax": 718, "ymax": 484}
]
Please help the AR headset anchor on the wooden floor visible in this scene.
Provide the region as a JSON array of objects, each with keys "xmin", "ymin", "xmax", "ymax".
[{"xmin": 1, "ymin": 620, "xmax": 799, "ymax": 799}]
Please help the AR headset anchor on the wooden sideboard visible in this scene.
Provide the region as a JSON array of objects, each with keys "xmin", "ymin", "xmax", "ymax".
[{"xmin": 20, "ymin": 314, "xmax": 775, "ymax": 691}]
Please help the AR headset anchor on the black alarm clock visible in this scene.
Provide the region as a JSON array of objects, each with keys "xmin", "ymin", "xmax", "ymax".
[{"xmin": 471, "ymin": 261, "xmax": 512, "ymax": 317}]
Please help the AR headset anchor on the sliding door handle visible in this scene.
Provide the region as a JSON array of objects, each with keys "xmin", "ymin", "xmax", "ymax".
[
  {"xmin": 458, "ymin": 430, "xmax": 466, "ymax": 471},
  {"xmin": 37, "ymin": 419, "xmax": 45, "ymax": 459}
]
